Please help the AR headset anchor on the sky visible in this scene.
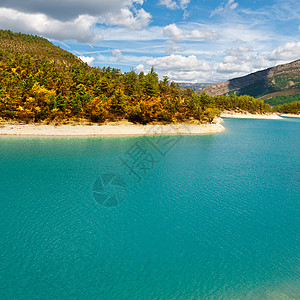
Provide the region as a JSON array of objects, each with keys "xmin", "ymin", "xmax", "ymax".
[{"xmin": 0, "ymin": 0, "xmax": 299, "ymax": 83}]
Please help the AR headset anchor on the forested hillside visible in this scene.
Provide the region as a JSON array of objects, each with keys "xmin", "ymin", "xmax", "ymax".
[
  {"xmin": 258, "ymin": 89, "xmax": 300, "ymax": 106},
  {"xmin": 0, "ymin": 30, "xmax": 276, "ymax": 124}
]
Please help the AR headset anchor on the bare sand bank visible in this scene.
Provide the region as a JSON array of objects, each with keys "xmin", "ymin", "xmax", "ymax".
[
  {"xmin": 220, "ymin": 111, "xmax": 283, "ymax": 119},
  {"xmin": 0, "ymin": 121, "xmax": 225, "ymax": 137},
  {"xmin": 280, "ymin": 114, "xmax": 300, "ymax": 118},
  {"xmin": 3, "ymin": 111, "xmax": 296, "ymax": 137}
]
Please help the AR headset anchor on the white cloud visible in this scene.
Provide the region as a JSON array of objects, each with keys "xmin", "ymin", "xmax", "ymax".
[
  {"xmin": 238, "ymin": 46, "xmax": 253, "ymax": 52},
  {"xmin": 163, "ymin": 24, "xmax": 184, "ymax": 41},
  {"xmin": 222, "ymin": 55, "xmax": 238, "ymax": 63},
  {"xmin": 0, "ymin": 0, "xmax": 145, "ymax": 21},
  {"xmin": 217, "ymin": 62, "xmax": 251, "ymax": 73},
  {"xmin": 141, "ymin": 2, "xmax": 298, "ymax": 82},
  {"xmin": 166, "ymin": 71, "xmax": 204, "ymax": 81},
  {"xmin": 165, "ymin": 43, "xmax": 186, "ymax": 55},
  {"xmin": 210, "ymin": 0, "xmax": 239, "ymax": 17},
  {"xmin": 135, "ymin": 64, "xmax": 145, "ymax": 73},
  {"xmin": 251, "ymin": 58, "xmax": 274, "ymax": 69},
  {"xmin": 163, "ymin": 23, "xmax": 219, "ymax": 42},
  {"xmin": 183, "ymin": 10, "xmax": 189, "ymax": 19},
  {"xmin": 269, "ymin": 41, "xmax": 300, "ymax": 61},
  {"xmin": 160, "ymin": 0, "xmax": 178, "ymax": 10},
  {"xmin": 188, "ymin": 29, "xmax": 219, "ymax": 41},
  {"xmin": 216, "ymin": 45, "xmax": 275, "ymax": 75},
  {"xmin": 219, "ymin": 24, "xmax": 275, "ymax": 50},
  {"xmin": 239, "ymin": 1, "xmax": 300, "ymax": 24},
  {"xmin": 143, "ymin": 45, "xmax": 287, "ymax": 82},
  {"xmin": 225, "ymin": 46, "xmax": 253, "ymax": 57},
  {"xmin": 0, "ymin": 0, "xmax": 151, "ymax": 42},
  {"xmin": 99, "ymin": 26, "xmax": 164, "ymax": 41},
  {"xmin": 112, "ymin": 49, "xmax": 124, "ymax": 60},
  {"xmin": 159, "ymin": 0, "xmax": 191, "ymax": 10},
  {"xmin": 0, "ymin": 8, "xmax": 101, "ymax": 43},
  {"xmin": 179, "ymin": 0, "xmax": 191, "ymax": 10},
  {"xmin": 147, "ymin": 54, "xmax": 212, "ymax": 71},
  {"xmin": 266, "ymin": 1, "xmax": 300, "ymax": 22},
  {"xmin": 104, "ymin": 8, "xmax": 151, "ymax": 30},
  {"xmin": 79, "ymin": 56, "xmax": 95, "ymax": 66}
]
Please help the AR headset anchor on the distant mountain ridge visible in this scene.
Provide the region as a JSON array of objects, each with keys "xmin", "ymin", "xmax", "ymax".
[{"xmin": 204, "ymin": 59, "xmax": 300, "ymax": 98}]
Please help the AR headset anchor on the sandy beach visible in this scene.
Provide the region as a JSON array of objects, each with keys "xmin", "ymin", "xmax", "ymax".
[
  {"xmin": 280, "ymin": 114, "xmax": 300, "ymax": 118},
  {"xmin": 2, "ymin": 112, "xmax": 297, "ymax": 137},
  {"xmin": 220, "ymin": 111, "xmax": 283, "ymax": 119},
  {"xmin": 0, "ymin": 121, "xmax": 225, "ymax": 136}
]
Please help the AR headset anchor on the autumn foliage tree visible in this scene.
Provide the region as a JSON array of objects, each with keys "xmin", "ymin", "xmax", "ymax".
[{"xmin": 0, "ymin": 30, "xmax": 276, "ymax": 125}]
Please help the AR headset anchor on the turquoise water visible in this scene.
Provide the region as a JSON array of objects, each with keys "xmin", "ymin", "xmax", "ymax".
[{"xmin": 1, "ymin": 118, "xmax": 299, "ymax": 299}]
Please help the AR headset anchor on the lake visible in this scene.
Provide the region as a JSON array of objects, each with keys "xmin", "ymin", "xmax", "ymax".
[{"xmin": 1, "ymin": 118, "xmax": 299, "ymax": 299}]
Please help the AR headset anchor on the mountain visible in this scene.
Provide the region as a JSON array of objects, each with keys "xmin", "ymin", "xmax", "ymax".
[
  {"xmin": 3, "ymin": 30, "xmax": 293, "ymax": 124},
  {"xmin": 204, "ymin": 60, "xmax": 300, "ymax": 100},
  {"xmin": 0, "ymin": 30, "xmax": 225, "ymax": 124}
]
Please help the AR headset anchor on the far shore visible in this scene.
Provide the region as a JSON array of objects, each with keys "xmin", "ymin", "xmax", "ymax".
[
  {"xmin": 220, "ymin": 111, "xmax": 283, "ymax": 119},
  {"xmin": 280, "ymin": 114, "xmax": 300, "ymax": 118},
  {"xmin": 0, "ymin": 120, "xmax": 225, "ymax": 137}
]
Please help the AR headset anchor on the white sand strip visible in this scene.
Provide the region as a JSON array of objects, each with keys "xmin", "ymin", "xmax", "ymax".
[
  {"xmin": 0, "ymin": 122, "xmax": 225, "ymax": 136},
  {"xmin": 280, "ymin": 114, "xmax": 300, "ymax": 118},
  {"xmin": 220, "ymin": 111, "xmax": 283, "ymax": 119}
]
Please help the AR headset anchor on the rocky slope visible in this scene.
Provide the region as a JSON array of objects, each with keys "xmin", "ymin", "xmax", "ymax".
[{"xmin": 204, "ymin": 59, "xmax": 300, "ymax": 98}]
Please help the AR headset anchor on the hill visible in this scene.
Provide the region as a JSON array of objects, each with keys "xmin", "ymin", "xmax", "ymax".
[
  {"xmin": 204, "ymin": 60, "xmax": 300, "ymax": 100},
  {"xmin": 0, "ymin": 30, "xmax": 221, "ymax": 124},
  {"xmin": 0, "ymin": 30, "xmax": 276, "ymax": 124},
  {"xmin": 0, "ymin": 30, "xmax": 81, "ymax": 66}
]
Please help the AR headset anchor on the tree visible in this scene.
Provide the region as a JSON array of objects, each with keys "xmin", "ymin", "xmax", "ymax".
[{"xmin": 143, "ymin": 67, "xmax": 159, "ymax": 97}]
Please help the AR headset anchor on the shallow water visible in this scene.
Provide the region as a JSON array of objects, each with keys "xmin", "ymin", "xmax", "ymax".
[{"xmin": 1, "ymin": 118, "xmax": 299, "ymax": 299}]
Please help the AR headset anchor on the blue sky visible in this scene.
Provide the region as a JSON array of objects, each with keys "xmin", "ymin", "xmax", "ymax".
[{"xmin": 0, "ymin": 0, "xmax": 299, "ymax": 82}]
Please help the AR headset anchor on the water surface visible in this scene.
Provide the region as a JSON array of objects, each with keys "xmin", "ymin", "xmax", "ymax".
[{"xmin": 1, "ymin": 118, "xmax": 299, "ymax": 299}]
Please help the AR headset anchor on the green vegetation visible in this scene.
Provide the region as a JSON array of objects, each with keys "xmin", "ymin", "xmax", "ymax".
[
  {"xmin": 234, "ymin": 79, "xmax": 300, "ymax": 100},
  {"xmin": 258, "ymin": 88, "xmax": 300, "ymax": 106},
  {"xmin": 234, "ymin": 79, "xmax": 277, "ymax": 98},
  {"xmin": 0, "ymin": 30, "xmax": 79, "ymax": 65},
  {"xmin": 269, "ymin": 73, "xmax": 300, "ymax": 91},
  {"xmin": 213, "ymin": 94, "xmax": 270, "ymax": 113},
  {"xmin": 273, "ymin": 101, "xmax": 300, "ymax": 114},
  {"xmin": 0, "ymin": 30, "xmax": 275, "ymax": 124},
  {"xmin": 264, "ymin": 93, "xmax": 300, "ymax": 106}
]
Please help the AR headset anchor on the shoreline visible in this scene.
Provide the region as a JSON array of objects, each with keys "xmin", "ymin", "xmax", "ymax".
[
  {"xmin": 280, "ymin": 114, "xmax": 300, "ymax": 118},
  {"xmin": 220, "ymin": 111, "xmax": 283, "ymax": 119},
  {"xmin": 0, "ymin": 121, "xmax": 225, "ymax": 137},
  {"xmin": 1, "ymin": 112, "xmax": 298, "ymax": 137}
]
